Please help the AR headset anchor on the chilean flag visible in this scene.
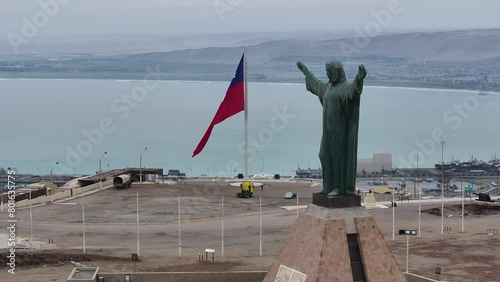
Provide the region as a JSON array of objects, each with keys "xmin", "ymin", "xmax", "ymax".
[{"xmin": 192, "ymin": 54, "xmax": 245, "ymax": 157}]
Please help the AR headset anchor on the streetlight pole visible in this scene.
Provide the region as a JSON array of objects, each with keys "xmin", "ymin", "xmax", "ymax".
[
  {"xmin": 392, "ymin": 182, "xmax": 395, "ymax": 241},
  {"xmin": 0, "ymin": 171, "xmax": 3, "ymax": 211},
  {"xmin": 50, "ymin": 161, "xmax": 59, "ymax": 180},
  {"xmin": 406, "ymin": 235, "xmax": 409, "ymax": 273},
  {"xmin": 461, "ymin": 178, "xmax": 464, "ymax": 233},
  {"xmin": 296, "ymin": 193, "xmax": 299, "ymax": 219},
  {"xmin": 82, "ymin": 185, "xmax": 86, "ymax": 253},
  {"xmin": 140, "ymin": 147, "xmax": 147, "ymax": 182},
  {"xmin": 259, "ymin": 195, "xmax": 262, "ymax": 256},
  {"xmin": 29, "ymin": 185, "xmax": 33, "ymax": 251},
  {"xmin": 178, "ymin": 194, "xmax": 182, "ymax": 258},
  {"xmin": 262, "ymin": 157, "xmax": 264, "ymax": 173},
  {"xmin": 50, "ymin": 162, "xmax": 59, "ymax": 203},
  {"xmin": 440, "ymin": 138, "xmax": 445, "ymax": 236},
  {"xmin": 137, "ymin": 191, "xmax": 140, "ymax": 257},
  {"xmin": 497, "ymin": 168, "xmax": 499, "ymax": 198},
  {"xmin": 221, "ymin": 195, "xmax": 224, "ymax": 258},
  {"xmin": 417, "ymin": 152, "xmax": 421, "ymax": 239},
  {"xmin": 99, "ymin": 152, "xmax": 107, "ymax": 189}
]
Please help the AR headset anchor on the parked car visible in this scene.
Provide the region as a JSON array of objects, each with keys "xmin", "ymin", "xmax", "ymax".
[{"xmin": 284, "ymin": 192, "xmax": 297, "ymax": 199}]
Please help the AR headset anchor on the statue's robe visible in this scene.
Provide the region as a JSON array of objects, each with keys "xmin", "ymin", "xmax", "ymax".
[{"xmin": 304, "ymin": 72, "xmax": 364, "ymax": 195}]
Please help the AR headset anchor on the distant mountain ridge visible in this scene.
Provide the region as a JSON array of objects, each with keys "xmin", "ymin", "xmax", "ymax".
[
  {"xmin": 1, "ymin": 29, "xmax": 499, "ymax": 91},
  {"xmin": 138, "ymin": 29, "xmax": 500, "ymax": 63}
]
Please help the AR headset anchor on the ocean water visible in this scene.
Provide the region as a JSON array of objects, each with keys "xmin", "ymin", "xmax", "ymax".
[{"xmin": 1, "ymin": 79, "xmax": 499, "ymax": 176}]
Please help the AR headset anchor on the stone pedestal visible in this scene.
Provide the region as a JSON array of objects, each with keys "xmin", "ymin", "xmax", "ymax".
[
  {"xmin": 312, "ymin": 193, "xmax": 361, "ymax": 208},
  {"xmin": 263, "ymin": 204, "xmax": 407, "ymax": 282}
]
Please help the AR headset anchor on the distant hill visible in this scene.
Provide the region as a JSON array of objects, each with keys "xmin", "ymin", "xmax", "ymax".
[
  {"xmin": 132, "ymin": 29, "xmax": 500, "ymax": 63},
  {"xmin": 1, "ymin": 29, "xmax": 500, "ymax": 91}
]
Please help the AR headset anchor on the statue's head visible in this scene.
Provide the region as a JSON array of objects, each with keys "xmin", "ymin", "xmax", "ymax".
[{"xmin": 326, "ymin": 60, "xmax": 346, "ymax": 85}]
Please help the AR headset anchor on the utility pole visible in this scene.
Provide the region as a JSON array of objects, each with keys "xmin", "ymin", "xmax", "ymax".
[
  {"xmin": 417, "ymin": 151, "xmax": 421, "ymax": 238},
  {"xmin": 392, "ymin": 183, "xmax": 395, "ymax": 241},
  {"xmin": 497, "ymin": 169, "xmax": 499, "ymax": 197},
  {"xmin": 178, "ymin": 195, "xmax": 182, "ymax": 258},
  {"xmin": 461, "ymin": 178, "xmax": 464, "ymax": 233},
  {"xmin": 137, "ymin": 191, "xmax": 140, "ymax": 257},
  {"xmin": 440, "ymin": 138, "xmax": 445, "ymax": 236},
  {"xmin": 413, "ymin": 172, "xmax": 416, "ymax": 198},
  {"xmin": 99, "ymin": 152, "xmax": 107, "ymax": 189},
  {"xmin": 140, "ymin": 147, "xmax": 147, "ymax": 182},
  {"xmin": 29, "ymin": 186, "xmax": 33, "ymax": 250},
  {"xmin": 50, "ymin": 161, "xmax": 59, "ymax": 203},
  {"xmin": 262, "ymin": 157, "xmax": 265, "ymax": 173},
  {"xmin": 82, "ymin": 186, "xmax": 86, "ymax": 253},
  {"xmin": 259, "ymin": 195, "xmax": 262, "ymax": 256},
  {"xmin": 221, "ymin": 196, "xmax": 224, "ymax": 258}
]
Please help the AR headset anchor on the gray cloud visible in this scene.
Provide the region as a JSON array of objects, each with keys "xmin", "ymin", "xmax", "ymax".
[{"xmin": 0, "ymin": 0, "xmax": 498, "ymax": 36}]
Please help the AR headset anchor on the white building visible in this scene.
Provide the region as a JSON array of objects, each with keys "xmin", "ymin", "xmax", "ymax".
[{"xmin": 357, "ymin": 153, "xmax": 393, "ymax": 174}]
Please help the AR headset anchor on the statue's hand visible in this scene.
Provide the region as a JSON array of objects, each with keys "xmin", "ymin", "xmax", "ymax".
[
  {"xmin": 358, "ymin": 64, "xmax": 367, "ymax": 79},
  {"xmin": 297, "ymin": 61, "xmax": 307, "ymax": 74}
]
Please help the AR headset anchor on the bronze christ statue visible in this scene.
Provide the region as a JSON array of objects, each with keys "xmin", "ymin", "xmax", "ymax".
[{"xmin": 297, "ymin": 60, "xmax": 367, "ymax": 196}]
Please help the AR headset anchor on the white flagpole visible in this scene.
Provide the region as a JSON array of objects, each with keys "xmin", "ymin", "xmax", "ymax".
[
  {"xmin": 178, "ymin": 194, "xmax": 182, "ymax": 258},
  {"xmin": 406, "ymin": 235, "xmax": 410, "ymax": 273},
  {"xmin": 392, "ymin": 184, "xmax": 395, "ymax": 241},
  {"xmin": 461, "ymin": 178, "xmax": 464, "ymax": 233},
  {"xmin": 137, "ymin": 191, "xmax": 140, "ymax": 257},
  {"xmin": 244, "ymin": 47, "xmax": 249, "ymax": 180},
  {"xmin": 221, "ymin": 195, "xmax": 225, "ymax": 258},
  {"xmin": 259, "ymin": 195, "xmax": 262, "ymax": 256},
  {"xmin": 82, "ymin": 186, "xmax": 86, "ymax": 253},
  {"xmin": 29, "ymin": 187, "xmax": 33, "ymax": 250},
  {"xmin": 0, "ymin": 178, "xmax": 3, "ymax": 211},
  {"xmin": 441, "ymin": 138, "xmax": 445, "ymax": 235},
  {"xmin": 418, "ymin": 151, "xmax": 421, "ymax": 239},
  {"xmin": 296, "ymin": 193, "xmax": 299, "ymax": 219}
]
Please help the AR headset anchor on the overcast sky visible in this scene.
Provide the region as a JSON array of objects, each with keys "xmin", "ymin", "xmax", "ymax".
[{"xmin": 0, "ymin": 0, "xmax": 498, "ymax": 36}]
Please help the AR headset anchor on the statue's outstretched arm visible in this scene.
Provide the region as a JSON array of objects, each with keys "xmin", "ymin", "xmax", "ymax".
[
  {"xmin": 297, "ymin": 61, "xmax": 325, "ymax": 98},
  {"xmin": 297, "ymin": 61, "xmax": 312, "ymax": 77},
  {"xmin": 353, "ymin": 64, "xmax": 367, "ymax": 94}
]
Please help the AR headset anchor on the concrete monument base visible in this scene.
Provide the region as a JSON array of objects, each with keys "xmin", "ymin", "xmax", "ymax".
[
  {"xmin": 312, "ymin": 193, "xmax": 361, "ymax": 208},
  {"xmin": 263, "ymin": 204, "xmax": 406, "ymax": 282}
]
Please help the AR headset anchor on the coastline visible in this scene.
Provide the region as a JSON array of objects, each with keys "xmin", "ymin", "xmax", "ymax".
[{"xmin": 1, "ymin": 75, "xmax": 499, "ymax": 94}]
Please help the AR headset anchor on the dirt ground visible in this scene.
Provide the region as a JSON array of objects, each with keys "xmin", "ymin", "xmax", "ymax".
[{"xmin": 0, "ymin": 179, "xmax": 499, "ymax": 282}]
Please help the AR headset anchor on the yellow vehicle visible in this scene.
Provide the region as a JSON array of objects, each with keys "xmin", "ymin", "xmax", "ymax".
[{"xmin": 237, "ymin": 181, "xmax": 254, "ymax": 198}]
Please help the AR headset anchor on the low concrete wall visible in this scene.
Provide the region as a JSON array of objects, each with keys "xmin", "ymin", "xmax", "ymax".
[
  {"xmin": 97, "ymin": 271, "xmax": 436, "ymax": 282},
  {"xmin": 10, "ymin": 180, "xmax": 113, "ymax": 209},
  {"xmin": 73, "ymin": 180, "xmax": 113, "ymax": 196},
  {"xmin": 53, "ymin": 190, "xmax": 73, "ymax": 201},
  {"xmin": 405, "ymin": 273, "xmax": 440, "ymax": 282},
  {"xmin": 98, "ymin": 271, "xmax": 267, "ymax": 282},
  {"xmin": 14, "ymin": 189, "xmax": 69, "ymax": 208}
]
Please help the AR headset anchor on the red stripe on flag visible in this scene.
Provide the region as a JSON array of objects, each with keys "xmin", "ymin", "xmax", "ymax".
[{"xmin": 192, "ymin": 81, "xmax": 244, "ymax": 157}]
